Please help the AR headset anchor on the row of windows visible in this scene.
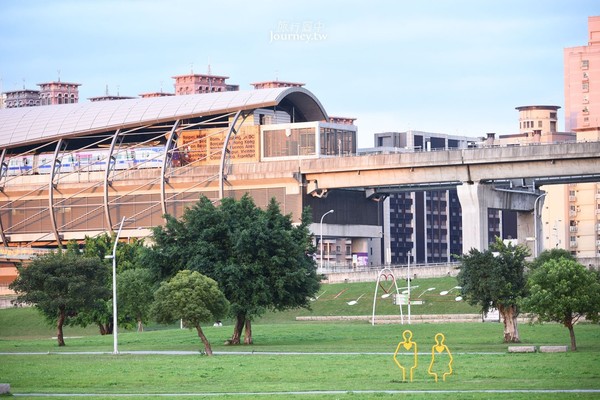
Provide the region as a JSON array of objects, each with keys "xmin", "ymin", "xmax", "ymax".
[
  {"xmin": 263, "ymin": 127, "xmax": 316, "ymax": 157},
  {"xmin": 521, "ymin": 120, "xmax": 543, "ymax": 129},
  {"xmin": 5, "ymin": 100, "xmax": 40, "ymax": 107},
  {"xmin": 176, "ymin": 86, "xmax": 226, "ymax": 93},
  {"xmin": 262, "ymin": 126, "xmax": 357, "ymax": 158},
  {"xmin": 40, "ymin": 97, "xmax": 77, "ymax": 105},
  {"xmin": 40, "ymin": 93, "xmax": 77, "ymax": 98}
]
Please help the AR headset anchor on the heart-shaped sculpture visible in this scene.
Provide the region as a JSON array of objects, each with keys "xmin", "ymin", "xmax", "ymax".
[{"xmin": 378, "ymin": 273, "xmax": 394, "ymax": 294}]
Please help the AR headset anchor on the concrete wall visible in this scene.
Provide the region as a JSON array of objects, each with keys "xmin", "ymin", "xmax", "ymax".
[{"xmin": 321, "ymin": 264, "xmax": 459, "ymax": 283}]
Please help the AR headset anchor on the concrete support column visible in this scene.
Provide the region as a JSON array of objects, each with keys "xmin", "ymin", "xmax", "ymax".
[
  {"xmin": 456, "ymin": 182, "xmax": 541, "ymax": 253},
  {"xmin": 382, "ymin": 197, "xmax": 391, "ymax": 265},
  {"xmin": 516, "ymin": 209, "xmax": 535, "ymax": 252},
  {"xmin": 456, "ymin": 183, "xmax": 489, "ymax": 252}
]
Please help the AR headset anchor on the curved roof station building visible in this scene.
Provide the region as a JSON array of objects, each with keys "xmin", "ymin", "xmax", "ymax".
[{"xmin": 0, "ymin": 86, "xmax": 366, "ymax": 251}]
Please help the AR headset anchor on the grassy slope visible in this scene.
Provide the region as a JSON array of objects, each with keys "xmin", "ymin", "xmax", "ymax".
[
  {"xmin": 258, "ymin": 276, "xmax": 479, "ymax": 323},
  {"xmin": 0, "ymin": 277, "xmax": 475, "ymax": 338},
  {"xmin": 1, "ymin": 276, "xmax": 599, "ymax": 399}
]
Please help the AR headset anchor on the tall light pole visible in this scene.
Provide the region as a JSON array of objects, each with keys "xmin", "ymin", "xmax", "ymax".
[
  {"xmin": 533, "ymin": 193, "xmax": 546, "ymax": 258},
  {"xmin": 407, "ymin": 251, "xmax": 411, "ymax": 324},
  {"xmin": 320, "ymin": 209, "xmax": 334, "ymax": 270},
  {"xmin": 105, "ymin": 216, "xmax": 133, "ymax": 354}
]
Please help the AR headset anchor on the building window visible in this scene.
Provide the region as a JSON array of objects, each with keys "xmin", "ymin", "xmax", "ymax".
[
  {"xmin": 263, "ymin": 126, "xmax": 317, "ymax": 158},
  {"xmin": 263, "ymin": 129, "xmax": 288, "ymax": 157},
  {"xmin": 582, "ymin": 60, "xmax": 589, "ymax": 69},
  {"xmin": 538, "ymin": 121, "xmax": 542, "ymax": 128},
  {"xmin": 583, "ymin": 82, "xmax": 589, "ymax": 92}
]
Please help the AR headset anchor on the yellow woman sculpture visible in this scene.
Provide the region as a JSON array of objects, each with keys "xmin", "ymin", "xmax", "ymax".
[
  {"xmin": 428, "ymin": 333, "xmax": 453, "ymax": 382},
  {"xmin": 393, "ymin": 329, "xmax": 418, "ymax": 382}
]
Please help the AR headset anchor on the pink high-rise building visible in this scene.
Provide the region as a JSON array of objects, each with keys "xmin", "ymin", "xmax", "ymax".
[
  {"xmin": 172, "ymin": 72, "xmax": 239, "ymax": 95},
  {"xmin": 38, "ymin": 80, "xmax": 81, "ymax": 105},
  {"xmin": 549, "ymin": 15, "xmax": 600, "ymax": 261},
  {"xmin": 564, "ymin": 16, "xmax": 600, "ymax": 139}
]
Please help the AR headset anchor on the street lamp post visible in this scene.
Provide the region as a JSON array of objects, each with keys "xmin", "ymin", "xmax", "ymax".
[
  {"xmin": 105, "ymin": 216, "xmax": 133, "ymax": 354},
  {"xmin": 320, "ymin": 210, "xmax": 334, "ymax": 270},
  {"xmin": 407, "ymin": 251, "xmax": 411, "ymax": 324}
]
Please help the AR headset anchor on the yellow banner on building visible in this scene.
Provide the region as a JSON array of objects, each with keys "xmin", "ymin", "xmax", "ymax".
[{"xmin": 178, "ymin": 125, "xmax": 260, "ymax": 165}]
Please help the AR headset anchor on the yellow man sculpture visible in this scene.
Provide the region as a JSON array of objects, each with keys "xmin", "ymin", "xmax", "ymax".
[{"xmin": 393, "ymin": 329, "xmax": 418, "ymax": 382}]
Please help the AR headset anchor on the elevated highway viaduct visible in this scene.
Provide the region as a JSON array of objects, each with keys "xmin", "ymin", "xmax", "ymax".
[{"xmin": 229, "ymin": 141, "xmax": 600, "ymax": 252}]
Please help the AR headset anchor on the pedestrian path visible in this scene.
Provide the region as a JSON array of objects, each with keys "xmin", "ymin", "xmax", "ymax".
[{"xmin": 10, "ymin": 389, "xmax": 600, "ymax": 397}]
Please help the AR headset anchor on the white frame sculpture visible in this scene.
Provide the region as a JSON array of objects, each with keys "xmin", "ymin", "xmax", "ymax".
[{"xmin": 371, "ymin": 267, "xmax": 404, "ymax": 325}]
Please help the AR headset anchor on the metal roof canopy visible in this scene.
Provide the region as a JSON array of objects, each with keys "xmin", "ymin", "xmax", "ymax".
[{"xmin": 0, "ymin": 87, "xmax": 329, "ymax": 150}]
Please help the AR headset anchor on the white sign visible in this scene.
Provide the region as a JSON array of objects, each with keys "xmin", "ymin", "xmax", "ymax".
[{"xmin": 483, "ymin": 308, "xmax": 500, "ymax": 322}]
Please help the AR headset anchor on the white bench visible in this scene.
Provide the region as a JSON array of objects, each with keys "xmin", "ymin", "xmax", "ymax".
[
  {"xmin": 539, "ymin": 345, "xmax": 568, "ymax": 353},
  {"xmin": 508, "ymin": 346, "xmax": 536, "ymax": 353}
]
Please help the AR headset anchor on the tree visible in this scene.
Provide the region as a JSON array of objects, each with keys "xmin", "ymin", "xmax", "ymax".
[
  {"xmin": 521, "ymin": 257, "xmax": 600, "ymax": 350},
  {"xmin": 152, "ymin": 270, "xmax": 229, "ymax": 355},
  {"xmin": 117, "ymin": 268, "xmax": 155, "ymax": 332},
  {"xmin": 71, "ymin": 234, "xmax": 147, "ymax": 335},
  {"xmin": 9, "ymin": 252, "xmax": 110, "ymax": 346},
  {"xmin": 528, "ymin": 248, "xmax": 575, "ymax": 270},
  {"xmin": 457, "ymin": 237, "xmax": 529, "ymax": 343},
  {"xmin": 143, "ymin": 194, "xmax": 320, "ymax": 345}
]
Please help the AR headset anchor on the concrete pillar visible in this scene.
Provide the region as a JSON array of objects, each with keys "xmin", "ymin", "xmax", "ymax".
[
  {"xmin": 457, "ymin": 182, "xmax": 541, "ymax": 252},
  {"xmin": 382, "ymin": 197, "xmax": 391, "ymax": 265},
  {"xmin": 456, "ymin": 183, "xmax": 489, "ymax": 252},
  {"xmin": 517, "ymin": 209, "xmax": 535, "ymax": 254}
]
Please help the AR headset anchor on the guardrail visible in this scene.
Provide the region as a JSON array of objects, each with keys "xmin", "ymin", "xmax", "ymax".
[{"xmin": 317, "ymin": 262, "xmax": 460, "ymax": 274}]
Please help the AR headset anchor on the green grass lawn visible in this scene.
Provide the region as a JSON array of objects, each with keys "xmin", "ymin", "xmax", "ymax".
[
  {"xmin": 1, "ymin": 277, "xmax": 599, "ymax": 399},
  {"xmin": 256, "ymin": 276, "xmax": 480, "ymax": 323}
]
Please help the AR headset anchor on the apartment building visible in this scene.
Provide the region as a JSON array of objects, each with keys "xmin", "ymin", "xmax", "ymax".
[{"xmin": 558, "ymin": 16, "xmax": 600, "ymax": 261}]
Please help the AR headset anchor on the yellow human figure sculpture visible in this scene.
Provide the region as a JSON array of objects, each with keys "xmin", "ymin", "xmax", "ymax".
[
  {"xmin": 428, "ymin": 333, "xmax": 453, "ymax": 382},
  {"xmin": 393, "ymin": 329, "xmax": 418, "ymax": 382}
]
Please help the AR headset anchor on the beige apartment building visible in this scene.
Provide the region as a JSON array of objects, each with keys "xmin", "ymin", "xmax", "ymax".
[{"xmin": 545, "ymin": 16, "xmax": 600, "ymax": 263}]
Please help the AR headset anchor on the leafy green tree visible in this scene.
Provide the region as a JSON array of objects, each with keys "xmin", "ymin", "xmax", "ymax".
[
  {"xmin": 521, "ymin": 257, "xmax": 600, "ymax": 350},
  {"xmin": 71, "ymin": 234, "xmax": 147, "ymax": 334},
  {"xmin": 117, "ymin": 268, "xmax": 155, "ymax": 332},
  {"xmin": 152, "ymin": 270, "xmax": 229, "ymax": 355},
  {"xmin": 9, "ymin": 252, "xmax": 110, "ymax": 346},
  {"xmin": 457, "ymin": 237, "xmax": 529, "ymax": 343},
  {"xmin": 529, "ymin": 248, "xmax": 575, "ymax": 270},
  {"xmin": 143, "ymin": 194, "xmax": 320, "ymax": 345}
]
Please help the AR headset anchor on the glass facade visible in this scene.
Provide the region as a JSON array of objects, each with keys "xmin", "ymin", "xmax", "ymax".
[
  {"xmin": 262, "ymin": 122, "xmax": 357, "ymax": 160},
  {"xmin": 320, "ymin": 126, "xmax": 356, "ymax": 156}
]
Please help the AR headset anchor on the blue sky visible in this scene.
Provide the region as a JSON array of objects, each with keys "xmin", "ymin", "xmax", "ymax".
[{"xmin": 0, "ymin": 0, "xmax": 597, "ymax": 147}]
